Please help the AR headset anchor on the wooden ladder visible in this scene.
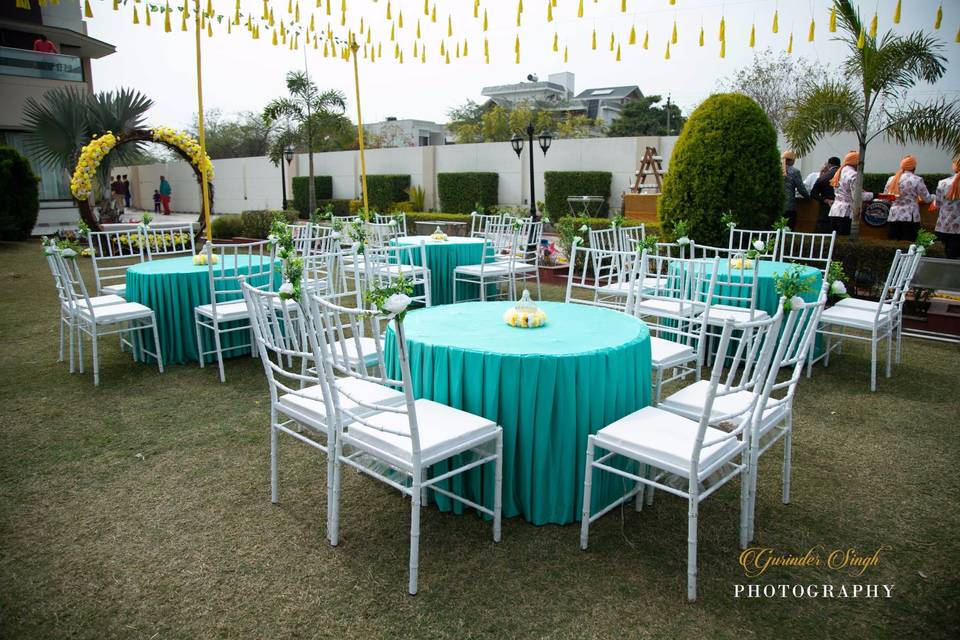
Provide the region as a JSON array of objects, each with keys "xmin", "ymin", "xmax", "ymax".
[{"xmin": 631, "ymin": 146, "xmax": 665, "ymax": 193}]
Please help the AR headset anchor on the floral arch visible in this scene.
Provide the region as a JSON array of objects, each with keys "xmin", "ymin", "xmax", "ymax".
[{"xmin": 71, "ymin": 127, "xmax": 215, "ymax": 235}]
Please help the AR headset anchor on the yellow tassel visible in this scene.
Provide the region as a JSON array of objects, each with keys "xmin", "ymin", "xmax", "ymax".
[
  {"xmin": 609, "ymin": 32, "xmax": 614, "ymax": 51},
  {"xmin": 830, "ymin": 6, "xmax": 837, "ymax": 32},
  {"xmin": 629, "ymin": 25, "xmax": 636, "ymax": 45},
  {"xmin": 483, "ymin": 9, "xmax": 488, "ymax": 31},
  {"xmin": 773, "ymin": 10, "xmax": 778, "ymax": 34},
  {"xmin": 616, "ymin": 43, "xmax": 621, "ymax": 61},
  {"xmin": 934, "ymin": 4, "xmax": 942, "ymax": 30},
  {"xmin": 133, "ymin": 6, "xmax": 139, "ymax": 24},
  {"xmin": 699, "ymin": 26, "xmax": 704, "ymax": 47},
  {"xmin": 390, "ymin": 23, "xmax": 395, "ymax": 40},
  {"xmin": 269, "ymin": 8, "xmax": 274, "ymax": 25},
  {"xmin": 749, "ymin": 24, "xmax": 755, "ymax": 48},
  {"xmin": 591, "ymin": 29, "xmax": 596, "ymax": 50},
  {"xmin": 449, "ymin": 14, "xmax": 453, "ymax": 36},
  {"xmin": 473, "ymin": 0, "xmax": 479, "ymax": 19},
  {"xmin": 516, "ymin": 1, "xmax": 521, "ymax": 27},
  {"xmin": 809, "ymin": 18, "xmax": 815, "ymax": 42},
  {"xmin": 400, "ymin": 51, "xmax": 404, "ymax": 63},
  {"xmin": 207, "ymin": 21, "xmax": 212, "ymax": 37},
  {"xmin": 787, "ymin": 32, "xmax": 793, "ymax": 54},
  {"xmin": 272, "ymin": 29, "xmax": 278, "ymax": 45},
  {"xmin": 431, "ymin": 4, "xmax": 436, "ymax": 23},
  {"xmin": 621, "ymin": 0, "xmax": 625, "ymax": 12},
  {"xmin": 287, "ymin": 0, "xmax": 292, "ymax": 14},
  {"xmin": 360, "ymin": 18, "xmax": 364, "ymax": 33},
  {"xmin": 112, "ymin": 0, "xmax": 118, "ymax": 11},
  {"xmin": 547, "ymin": 0, "xmax": 552, "ymax": 23},
  {"xmin": 893, "ymin": 0, "xmax": 901, "ymax": 24},
  {"xmin": 421, "ymin": 47, "xmax": 426, "ymax": 63},
  {"xmin": 869, "ymin": 13, "xmax": 877, "ymax": 38},
  {"xmin": 643, "ymin": 29, "xmax": 648, "ymax": 49},
  {"xmin": 672, "ymin": 21, "xmax": 677, "ymax": 44},
  {"xmin": 366, "ymin": 29, "xmax": 371, "ymax": 44},
  {"xmin": 956, "ymin": 25, "xmax": 960, "ymax": 43},
  {"xmin": 413, "ymin": 41, "xmax": 417, "ymax": 56},
  {"xmin": 84, "ymin": 0, "xmax": 93, "ymax": 18},
  {"xmin": 295, "ymin": 3, "xmax": 300, "ymax": 22},
  {"xmin": 440, "ymin": 41, "xmax": 444, "ymax": 56},
  {"xmin": 181, "ymin": 13, "xmax": 187, "ymax": 31},
  {"xmin": 463, "ymin": 38, "xmax": 468, "ymax": 56},
  {"xmin": 386, "ymin": 0, "xmax": 391, "ymax": 20},
  {"xmin": 146, "ymin": 7, "xmax": 151, "ymax": 25},
  {"xmin": 720, "ymin": 39, "xmax": 725, "ymax": 58},
  {"xmin": 719, "ymin": 17, "xmax": 725, "ymax": 41},
  {"xmin": 515, "ymin": 34, "xmax": 520, "ymax": 53},
  {"xmin": 577, "ymin": 0, "xmax": 583, "ymax": 19},
  {"xmin": 326, "ymin": 0, "xmax": 330, "ymax": 16},
  {"xmin": 515, "ymin": 40, "xmax": 519, "ymax": 64},
  {"xmin": 553, "ymin": 32, "xmax": 558, "ymax": 52},
  {"xmin": 341, "ymin": 11, "xmax": 345, "ymax": 26},
  {"xmin": 456, "ymin": 42, "xmax": 460, "ymax": 58},
  {"xmin": 424, "ymin": 0, "xmax": 428, "ymax": 16},
  {"xmin": 665, "ymin": 41, "xmax": 670, "ymax": 60},
  {"xmin": 417, "ymin": 20, "xmax": 421, "ymax": 38},
  {"xmin": 857, "ymin": 27, "xmax": 865, "ymax": 48},
  {"xmin": 564, "ymin": 44, "xmax": 568, "ymax": 63}
]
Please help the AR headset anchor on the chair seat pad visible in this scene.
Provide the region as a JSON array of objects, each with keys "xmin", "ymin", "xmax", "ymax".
[
  {"xmin": 834, "ymin": 298, "xmax": 896, "ymax": 313},
  {"xmin": 277, "ymin": 377, "xmax": 405, "ymax": 429},
  {"xmin": 373, "ymin": 264, "xmax": 430, "ymax": 277},
  {"xmin": 195, "ymin": 300, "xmax": 251, "ymax": 322},
  {"xmin": 68, "ymin": 294, "xmax": 126, "ymax": 310},
  {"xmin": 454, "ymin": 262, "xmax": 512, "ymax": 276},
  {"xmin": 819, "ymin": 305, "xmax": 892, "ymax": 330},
  {"xmin": 512, "ymin": 262, "xmax": 538, "ymax": 274},
  {"xmin": 649, "ymin": 336, "xmax": 696, "ymax": 367},
  {"xmin": 702, "ymin": 306, "xmax": 769, "ymax": 322},
  {"xmin": 660, "ymin": 380, "xmax": 786, "ymax": 428},
  {"xmin": 595, "ymin": 406, "xmax": 740, "ymax": 476},
  {"xmin": 101, "ymin": 283, "xmax": 126, "ymax": 297},
  {"xmin": 347, "ymin": 399, "xmax": 497, "ymax": 465},
  {"xmin": 597, "ymin": 278, "xmax": 660, "ymax": 297},
  {"xmin": 78, "ymin": 301, "xmax": 154, "ymax": 323},
  {"xmin": 634, "ymin": 298, "xmax": 702, "ymax": 318}
]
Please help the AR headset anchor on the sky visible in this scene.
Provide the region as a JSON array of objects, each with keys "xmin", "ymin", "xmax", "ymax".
[{"xmin": 84, "ymin": 0, "xmax": 960, "ymax": 130}]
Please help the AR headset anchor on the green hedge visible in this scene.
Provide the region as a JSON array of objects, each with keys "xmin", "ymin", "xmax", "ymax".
[
  {"xmin": 291, "ymin": 176, "xmax": 333, "ymax": 217},
  {"xmin": 862, "ymin": 173, "xmax": 951, "ymax": 196},
  {"xmin": 0, "ymin": 146, "xmax": 39, "ymax": 240},
  {"xmin": 212, "ymin": 210, "xmax": 298, "ymax": 239},
  {"xmin": 437, "ymin": 172, "xmax": 499, "ymax": 213},
  {"xmin": 544, "ymin": 171, "xmax": 612, "ymax": 218},
  {"xmin": 315, "ymin": 198, "xmax": 356, "ymax": 217},
  {"xmin": 833, "ymin": 238, "xmax": 944, "ymax": 298},
  {"xmin": 659, "ymin": 93, "xmax": 782, "ymax": 246},
  {"xmin": 365, "ymin": 174, "xmax": 410, "ymax": 212}
]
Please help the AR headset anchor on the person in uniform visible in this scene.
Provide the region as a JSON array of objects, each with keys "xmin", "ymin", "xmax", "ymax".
[
  {"xmin": 781, "ymin": 150, "xmax": 809, "ymax": 230},
  {"xmin": 810, "ymin": 156, "xmax": 841, "ymax": 233},
  {"xmin": 932, "ymin": 157, "xmax": 960, "ymax": 259},
  {"xmin": 828, "ymin": 151, "xmax": 873, "ymax": 236},
  {"xmin": 884, "ymin": 155, "xmax": 932, "ymax": 241}
]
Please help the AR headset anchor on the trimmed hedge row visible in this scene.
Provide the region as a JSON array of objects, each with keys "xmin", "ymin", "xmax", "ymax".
[
  {"xmin": 315, "ymin": 198, "xmax": 358, "ymax": 217},
  {"xmin": 366, "ymin": 174, "xmax": 411, "ymax": 212},
  {"xmin": 291, "ymin": 176, "xmax": 333, "ymax": 216},
  {"xmin": 833, "ymin": 238, "xmax": 944, "ymax": 298},
  {"xmin": 437, "ymin": 172, "xmax": 499, "ymax": 213},
  {"xmin": 211, "ymin": 209, "xmax": 298, "ymax": 239},
  {"xmin": 862, "ymin": 173, "xmax": 951, "ymax": 196},
  {"xmin": 544, "ymin": 171, "xmax": 612, "ymax": 218}
]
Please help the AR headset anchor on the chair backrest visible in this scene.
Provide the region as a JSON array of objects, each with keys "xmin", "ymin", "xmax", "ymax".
[
  {"xmin": 729, "ymin": 227, "xmax": 780, "ymax": 259},
  {"xmin": 144, "ymin": 225, "xmax": 196, "ymax": 259},
  {"xmin": 564, "ymin": 239, "xmax": 638, "ymax": 311},
  {"xmin": 689, "ymin": 243, "xmax": 735, "ymax": 260},
  {"xmin": 288, "ymin": 223, "xmax": 314, "ymax": 258},
  {"xmin": 363, "ymin": 239, "xmax": 431, "ymax": 307},
  {"xmin": 619, "ymin": 224, "xmax": 646, "ymax": 253},
  {"xmin": 631, "ymin": 254, "xmax": 720, "ymax": 321},
  {"xmin": 874, "ymin": 248, "xmax": 915, "ymax": 318},
  {"xmin": 203, "ymin": 241, "xmax": 275, "ymax": 317},
  {"xmin": 708, "ymin": 251, "xmax": 762, "ymax": 316},
  {"xmin": 367, "ymin": 221, "xmax": 404, "ymax": 248},
  {"xmin": 689, "ymin": 309, "xmax": 783, "ymax": 478},
  {"xmin": 374, "ymin": 212, "xmax": 407, "ymax": 234},
  {"xmin": 52, "ymin": 248, "xmax": 97, "ymax": 316},
  {"xmin": 588, "ymin": 227, "xmax": 619, "ymax": 253},
  {"xmin": 303, "ymin": 227, "xmax": 344, "ymax": 295},
  {"xmin": 778, "ymin": 230, "xmax": 836, "ymax": 275},
  {"xmin": 470, "ymin": 212, "xmax": 503, "ymax": 239},
  {"xmin": 45, "ymin": 249, "xmax": 72, "ymax": 307},
  {"xmin": 515, "ymin": 219, "xmax": 543, "ymax": 265},
  {"xmin": 242, "ymin": 280, "xmax": 318, "ymax": 411},
  {"xmin": 87, "ymin": 228, "xmax": 145, "ymax": 294}
]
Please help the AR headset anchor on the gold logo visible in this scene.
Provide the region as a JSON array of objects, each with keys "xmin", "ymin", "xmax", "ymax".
[{"xmin": 739, "ymin": 545, "xmax": 890, "ymax": 578}]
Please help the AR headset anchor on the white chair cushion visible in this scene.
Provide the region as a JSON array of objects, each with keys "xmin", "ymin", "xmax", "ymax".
[
  {"xmin": 454, "ymin": 262, "xmax": 513, "ymax": 276},
  {"xmin": 101, "ymin": 283, "xmax": 126, "ymax": 297},
  {"xmin": 834, "ymin": 298, "xmax": 896, "ymax": 313},
  {"xmin": 597, "ymin": 278, "xmax": 660, "ymax": 297},
  {"xmin": 702, "ymin": 306, "xmax": 769, "ymax": 322},
  {"xmin": 195, "ymin": 300, "xmax": 250, "ymax": 322},
  {"xmin": 634, "ymin": 298, "xmax": 702, "ymax": 318},
  {"xmin": 373, "ymin": 264, "xmax": 430, "ymax": 277},
  {"xmin": 660, "ymin": 380, "xmax": 786, "ymax": 430},
  {"xmin": 68, "ymin": 294, "xmax": 126, "ymax": 310},
  {"xmin": 346, "ymin": 399, "xmax": 497, "ymax": 465},
  {"xmin": 512, "ymin": 263, "xmax": 538, "ymax": 274},
  {"xmin": 78, "ymin": 301, "xmax": 154, "ymax": 324},
  {"xmin": 277, "ymin": 377, "xmax": 405, "ymax": 430},
  {"xmin": 595, "ymin": 406, "xmax": 741, "ymax": 477},
  {"xmin": 649, "ymin": 336, "xmax": 696, "ymax": 368},
  {"xmin": 819, "ymin": 305, "xmax": 892, "ymax": 331}
]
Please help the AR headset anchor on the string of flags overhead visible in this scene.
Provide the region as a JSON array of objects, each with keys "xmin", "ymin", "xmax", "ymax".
[{"xmin": 13, "ymin": 0, "xmax": 958, "ymax": 64}]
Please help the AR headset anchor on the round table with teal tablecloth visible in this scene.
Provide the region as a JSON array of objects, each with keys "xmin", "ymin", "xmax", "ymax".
[
  {"xmin": 392, "ymin": 235, "xmax": 490, "ymax": 305},
  {"xmin": 384, "ymin": 301, "xmax": 652, "ymax": 525},
  {"xmin": 711, "ymin": 259, "xmax": 823, "ymax": 314},
  {"xmin": 125, "ymin": 255, "xmax": 278, "ymax": 364}
]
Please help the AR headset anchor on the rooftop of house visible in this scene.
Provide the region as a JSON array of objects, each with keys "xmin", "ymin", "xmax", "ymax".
[{"xmin": 573, "ymin": 86, "xmax": 642, "ymax": 101}]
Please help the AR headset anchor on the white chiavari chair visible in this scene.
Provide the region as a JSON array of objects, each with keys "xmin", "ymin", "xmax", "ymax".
[
  {"xmin": 193, "ymin": 240, "xmax": 277, "ymax": 382},
  {"xmin": 777, "ymin": 230, "xmax": 836, "ymax": 276},
  {"xmin": 564, "ymin": 239, "xmax": 638, "ymax": 312},
  {"xmin": 729, "ymin": 226, "xmax": 780, "ymax": 259},
  {"xmin": 588, "ymin": 227, "xmax": 620, "ymax": 252},
  {"xmin": 305, "ymin": 292, "xmax": 503, "ymax": 595},
  {"xmin": 619, "ymin": 224, "xmax": 646, "ymax": 253},
  {"xmin": 470, "ymin": 212, "xmax": 503, "ymax": 240},
  {"xmin": 144, "ymin": 224, "xmax": 196, "ymax": 260},
  {"xmin": 364, "ymin": 240, "xmax": 433, "ymax": 308},
  {"xmin": 580, "ymin": 309, "xmax": 783, "ymax": 602},
  {"xmin": 87, "ymin": 228, "xmax": 146, "ymax": 297},
  {"xmin": 453, "ymin": 221, "xmax": 519, "ymax": 302}
]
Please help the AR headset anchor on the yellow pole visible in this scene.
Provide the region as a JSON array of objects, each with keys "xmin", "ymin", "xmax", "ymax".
[
  {"xmin": 350, "ymin": 36, "xmax": 370, "ymax": 221},
  {"xmin": 194, "ymin": 0, "xmax": 213, "ymax": 241}
]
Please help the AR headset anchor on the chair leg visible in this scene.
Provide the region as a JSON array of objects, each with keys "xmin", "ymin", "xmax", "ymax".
[
  {"xmin": 870, "ymin": 333, "xmax": 878, "ymax": 392},
  {"xmin": 68, "ymin": 319, "xmax": 76, "ymax": 373},
  {"xmin": 885, "ymin": 328, "xmax": 893, "ymax": 379},
  {"xmin": 579, "ymin": 437, "xmax": 595, "ymax": 550},
  {"xmin": 195, "ymin": 313, "xmax": 206, "ymax": 370},
  {"xmin": 77, "ymin": 322, "xmax": 85, "ymax": 374},
  {"xmin": 213, "ymin": 327, "xmax": 226, "ymax": 383},
  {"xmin": 534, "ymin": 269, "xmax": 542, "ymax": 301},
  {"xmin": 782, "ymin": 412, "xmax": 793, "ymax": 506},
  {"xmin": 151, "ymin": 319, "xmax": 164, "ymax": 373},
  {"xmin": 270, "ymin": 418, "xmax": 279, "ymax": 504},
  {"xmin": 408, "ymin": 480, "xmax": 422, "ymax": 596},
  {"xmin": 91, "ymin": 325, "xmax": 100, "ymax": 386},
  {"xmin": 58, "ymin": 311, "xmax": 65, "ymax": 362},
  {"xmin": 635, "ymin": 464, "xmax": 650, "ymax": 512},
  {"xmin": 493, "ymin": 431, "xmax": 503, "ymax": 543},
  {"xmin": 687, "ymin": 497, "xmax": 699, "ymax": 602},
  {"xmin": 329, "ymin": 439, "xmax": 342, "ymax": 547},
  {"xmin": 741, "ymin": 450, "xmax": 752, "ymax": 549}
]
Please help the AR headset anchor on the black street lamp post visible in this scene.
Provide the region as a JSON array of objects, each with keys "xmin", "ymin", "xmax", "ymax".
[
  {"xmin": 280, "ymin": 145, "xmax": 295, "ymax": 210},
  {"xmin": 511, "ymin": 123, "xmax": 552, "ymax": 220}
]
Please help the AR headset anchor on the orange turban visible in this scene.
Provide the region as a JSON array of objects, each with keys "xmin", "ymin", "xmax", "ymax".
[
  {"xmin": 830, "ymin": 151, "xmax": 860, "ymax": 187},
  {"xmin": 948, "ymin": 158, "xmax": 960, "ymax": 201},
  {"xmin": 888, "ymin": 155, "xmax": 917, "ymax": 196}
]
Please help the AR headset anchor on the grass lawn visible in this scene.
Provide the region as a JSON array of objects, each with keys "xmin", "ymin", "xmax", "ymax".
[{"xmin": 1, "ymin": 239, "xmax": 958, "ymax": 639}]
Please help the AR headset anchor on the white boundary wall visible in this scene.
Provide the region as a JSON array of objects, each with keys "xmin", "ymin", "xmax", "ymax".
[{"xmin": 117, "ymin": 134, "xmax": 953, "ymax": 215}]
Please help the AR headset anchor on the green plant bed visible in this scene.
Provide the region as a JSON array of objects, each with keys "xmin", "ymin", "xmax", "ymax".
[
  {"xmin": 544, "ymin": 171, "xmax": 612, "ymax": 218},
  {"xmin": 212, "ymin": 210, "xmax": 298, "ymax": 240},
  {"xmin": 437, "ymin": 172, "xmax": 499, "ymax": 213},
  {"xmin": 291, "ymin": 176, "xmax": 333, "ymax": 216}
]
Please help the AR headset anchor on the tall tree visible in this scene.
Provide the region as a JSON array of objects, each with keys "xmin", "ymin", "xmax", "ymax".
[
  {"xmin": 606, "ymin": 95, "xmax": 686, "ymax": 137},
  {"xmin": 447, "ymin": 100, "xmax": 599, "ymax": 143},
  {"xmin": 784, "ymin": 0, "xmax": 960, "ymax": 239},
  {"xmin": 189, "ymin": 110, "xmax": 273, "ymax": 159},
  {"xmin": 263, "ymin": 71, "xmax": 347, "ymax": 215},
  {"xmin": 719, "ymin": 49, "xmax": 829, "ymax": 133}
]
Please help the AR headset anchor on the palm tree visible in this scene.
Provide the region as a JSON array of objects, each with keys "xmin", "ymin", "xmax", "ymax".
[
  {"xmin": 22, "ymin": 87, "xmax": 153, "ymax": 217},
  {"xmin": 263, "ymin": 71, "xmax": 347, "ymax": 215},
  {"xmin": 784, "ymin": 0, "xmax": 960, "ymax": 239}
]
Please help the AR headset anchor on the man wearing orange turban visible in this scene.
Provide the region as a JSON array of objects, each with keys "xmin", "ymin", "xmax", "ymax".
[
  {"xmin": 933, "ymin": 157, "xmax": 960, "ymax": 258},
  {"xmin": 828, "ymin": 151, "xmax": 873, "ymax": 236},
  {"xmin": 884, "ymin": 155, "xmax": 933, "ymax": 241}
]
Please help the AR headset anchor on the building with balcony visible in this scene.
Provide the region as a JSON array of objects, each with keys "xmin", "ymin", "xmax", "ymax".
[{"xmin": 0, "ymin": 2, "xmax": 114, "ymax": 230}]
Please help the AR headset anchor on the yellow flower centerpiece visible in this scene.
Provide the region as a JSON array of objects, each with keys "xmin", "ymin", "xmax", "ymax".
[
  {"xmin": 193, "ymin": 253, "xmax": 219, "ymax": 266},
  {"xmin": 429, "ymin": 226, "xmax": 448, "ymax": 242},
  {"xmin": 729, "ymin": 254, "xmax": 753, "ymax": 270},
  {"xmin": 503, "ymin": 290, "xmax": 548, "ymax": 328}
]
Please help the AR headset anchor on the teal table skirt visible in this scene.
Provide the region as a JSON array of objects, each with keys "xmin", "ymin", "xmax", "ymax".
[
  {"xmin": 384, "ymin": 301, "xmax": 652, "ymax": 525},
  {"xmin": 393, "ymin": 236, "xmax": 492, "ymax": 305},
  {"xmin": 125, "ymin": 255, "xmax": 278, "ymax": 365}
]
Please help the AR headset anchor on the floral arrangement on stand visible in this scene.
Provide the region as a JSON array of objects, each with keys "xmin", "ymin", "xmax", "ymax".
[
  {"xmin": 610, "ymin": 212, "xmax": 625, "ymax": 229},
  {"xmin": 771, "ymin": 216, "xmax": 791, "ymax": 232},
  {"xmin": 429, "ymin": 226, "xmax": 449, "ymax": 242},
  {"xmin": 364, "ymin": 276, "xmax": 414, "ymax": 322},
  {"xmin": 503, "ymin": 290, "xmax": 548, "ymax": 328},
  {"xmin": 774, "ymin": 265, "xmax": 818, "ymax": 311},
  {"xmin": 42, "ymin": 234, "xmax": 88, "ymax": 258},
  {"xmin": 151, "ymin": 127, "xmax": 215, "ymax": 183},
  {"xmin": 269, "ymin": 214, "xmax": 302, "ymax": 301},
  {"xmin": 70, "ymin": 132, "xmax": 118, "ymax": 200},
  {"xmin": 192, "ymin": 252, "xmax": 219, "ymax": 266}
]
